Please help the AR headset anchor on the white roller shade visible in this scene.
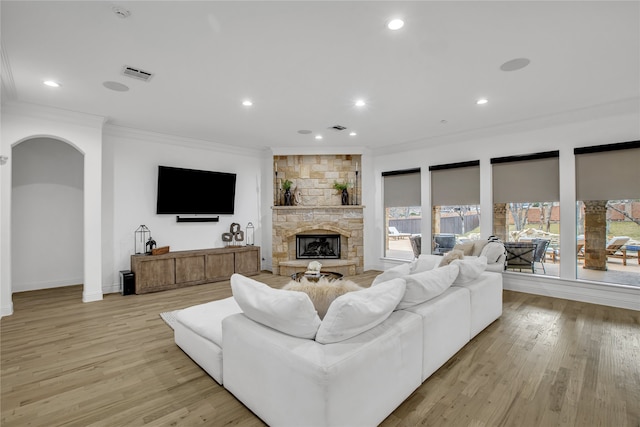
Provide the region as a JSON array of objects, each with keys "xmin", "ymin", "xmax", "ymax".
[
  {"xmin": 383, "ymin": 170, "xmax": 421, "ymax": 207},
  {"xmin": 431, "ymin": 165, "xmax": 480, "ymax": 206},
  {"xmin": 576, "ymin": 146, "xmax": 640, "ymax": 200},
  {"xmin": 492, "ymin": 154, "xmax": 559, "ymax": 203}
]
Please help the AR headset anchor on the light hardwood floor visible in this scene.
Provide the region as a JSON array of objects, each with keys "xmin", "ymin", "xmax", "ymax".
[{"xmin": 2, "ymin": 272, "xmax": 639, "ymax": 426}]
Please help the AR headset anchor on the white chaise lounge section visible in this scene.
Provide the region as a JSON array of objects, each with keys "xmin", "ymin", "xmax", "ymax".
[
  {"xmin": 174, "ymin": 297, "xmax": 242, "ymax": 384},
  {"xmin": 222, "ymin": 310, "xmax": 423, "ymax": 427}
]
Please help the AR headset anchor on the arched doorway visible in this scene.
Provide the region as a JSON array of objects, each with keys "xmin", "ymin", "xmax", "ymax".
[{"xmin": 11, "ymin": 137, "xmax": 84, "ymax": 292}]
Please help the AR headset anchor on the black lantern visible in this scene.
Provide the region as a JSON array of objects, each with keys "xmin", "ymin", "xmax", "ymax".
[{"xmin": 135, "ymin": 225, "xmax": 150, "ymax": 254}]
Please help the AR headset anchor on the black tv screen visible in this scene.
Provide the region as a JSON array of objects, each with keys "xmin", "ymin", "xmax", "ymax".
[{"xmin": 156, "ymin": 166, "xmax": 236, "ymax": 214}]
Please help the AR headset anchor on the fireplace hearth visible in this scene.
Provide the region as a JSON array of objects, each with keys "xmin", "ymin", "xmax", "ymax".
[{"xmin": 296, "ymin": 234, "xmax": 341, "ymax": 259}]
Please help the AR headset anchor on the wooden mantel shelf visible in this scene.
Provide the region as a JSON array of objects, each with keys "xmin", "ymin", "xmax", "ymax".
[{"xmin": 272, "ymin": 205, "xmax": 365, "ymax": 210}]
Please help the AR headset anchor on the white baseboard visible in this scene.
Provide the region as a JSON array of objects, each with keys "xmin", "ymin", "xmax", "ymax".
[
  {"xmin": 102, "ymin": 282, "xmax": 121, "ymax": 294},
  {"xmin": 503, "ymin": 272, "xmax": 640, "ymax": 311},
  {"xmin": 1, "ymin": 302, "xmax": 14, "ymax": 317},
  {"xmin": 82, "ymin": 290, "xmax": 103, "ymax": 303},
  {"xmin": 12, "ymin": 277, "xmax": 84, "ymax": 293}
]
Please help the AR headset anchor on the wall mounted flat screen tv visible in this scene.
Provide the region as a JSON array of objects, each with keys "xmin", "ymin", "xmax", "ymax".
[{"xmin": 156, "ymin": 166, "xmax": 236, "ymax": 214}]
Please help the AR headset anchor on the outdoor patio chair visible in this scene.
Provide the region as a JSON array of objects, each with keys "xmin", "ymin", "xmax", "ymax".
[
  {"xmin": 388, "ymin": 226, "xmax": 411, "ymax": 240},
  {"xmin": 606, "ymin": 236, "xmax": 631, "ymax": 265},
  {"xmin": 410, "ymin": 234, "xmax": 422, "ymax": 259},
  {"xmin": 504, "ymin": 241, "xmax": 536, "ymax": 273},
  {"xmin": 433, "ymin": 234, "xmax": 456, "ymax": 255},
  {"xmin": 531, "ymin": 238, "xmax": 550, "ymax": 274}
]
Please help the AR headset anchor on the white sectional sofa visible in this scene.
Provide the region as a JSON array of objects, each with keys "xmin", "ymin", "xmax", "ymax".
[{"xmin": 174, "ymin": 256, "xmax": 502, "ymax": 427}]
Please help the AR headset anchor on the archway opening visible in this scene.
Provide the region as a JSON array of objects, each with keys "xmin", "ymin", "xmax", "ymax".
[{"xmin": 11, "ymin": 137, "xmax": 84, "ymax": 293}]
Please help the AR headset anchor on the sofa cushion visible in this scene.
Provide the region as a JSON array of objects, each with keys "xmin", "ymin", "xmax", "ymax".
[
  {"xmin": 175, "ymin": 296, "xmax": 242, "ymax": 347},
  {"xmin": 452, "ymin": 256, "xmax": 488, "ymax": 284},
  {"xmin": 315, "ymin": 278, "xmax": 406, "ymax": 344},
  {"xmin": 282, "ymin": 278, "xmax": 363, "ymax": 319},
  {"xmin": 480, "ymin": 241, "xmax": 506, "ymax": 264},
  {"xmin": 230, "ymin": 274, "xmax": 321, "ymax": 339},
  {"xmin": 411, "ymin": 254, "xmax": 442, "ymax": 273},
  {"xmin": 396, "ymin": 264, "xmax": 460, "ymax": 310},
  {"xmin": 472, "ymin": 240, "xmax": 488, "ymax": 256},
  {"xmin": 371, "ymin": 262, "xmax": 411, "ymax": 286}
]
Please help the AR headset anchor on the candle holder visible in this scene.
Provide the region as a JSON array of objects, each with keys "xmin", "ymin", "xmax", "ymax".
[{"xmin": 354, "ymin": 170, "xmax": 359, "ymax": 205}]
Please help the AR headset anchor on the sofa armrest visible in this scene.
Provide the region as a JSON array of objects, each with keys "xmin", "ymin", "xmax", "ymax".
[{"xmin": 222, "ymin": 311, "xmax": 423, "ymax": 427}]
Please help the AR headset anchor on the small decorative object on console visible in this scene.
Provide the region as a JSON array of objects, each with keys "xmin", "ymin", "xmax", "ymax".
[
  {"xmin": 223, "ymin": 223, "xmax": 245, "ymax": 246},
  {"xmin": 145, "ymin": 236, "xmax": 157, "ymax": 254},
  {"xmin": 152, "ymin": 246, "xmax": 170, "ymax": 255}
]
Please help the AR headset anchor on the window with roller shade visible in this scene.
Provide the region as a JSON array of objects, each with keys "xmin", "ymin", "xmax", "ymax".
[
  {"xmin": 492, "ymin": 151, "xmax": 560, "ymax": 276},
  {"xmin": 383, "ymin": 168, "xmax": 421, "ymax": 260},
  {"xmin": 575, "ymin": 141, "xmax": 640, "ymax": 286},
  {"xmin": 430, "ymin": 161, "xmax": 481, "ymax": 254}
]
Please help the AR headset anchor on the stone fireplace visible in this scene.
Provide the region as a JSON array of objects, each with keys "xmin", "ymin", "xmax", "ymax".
[
  {"xmin": 272, "ymin": 206, "xmax": 364, "ymax": 277},
  {"xmin": 271, "ymin": 154, "xmax": 364, "ymax": 277}
]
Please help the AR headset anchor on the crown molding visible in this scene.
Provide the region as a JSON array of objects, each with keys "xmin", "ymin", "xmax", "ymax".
[
  {"xmin": 1, "ymin": 41, "xmax": 17, "ymax": 101},
  {"xmin": 104, "ymin": 124, "xmax": 263, "ymax": 158},
  {"xmin": 2, "ymin": 101, "xmax": 106, "ymax": 129}
]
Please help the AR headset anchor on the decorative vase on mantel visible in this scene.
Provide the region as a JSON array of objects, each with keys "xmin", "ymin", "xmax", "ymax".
[
  {"xmin": 282, "ymin": 179, "xmax": 293, "ymax": 206},
  {"xmin": 341, "ymin": 189, "xmax": 349, "ymax": 205},
  {"xmin": 333, "ymin": 181, "xmax": 350, "ymax": 206}
]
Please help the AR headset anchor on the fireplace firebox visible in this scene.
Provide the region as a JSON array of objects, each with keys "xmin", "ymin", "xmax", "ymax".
[{"xmin": 296, "ymin": 234, "xmax": 341, "ymax": 259}]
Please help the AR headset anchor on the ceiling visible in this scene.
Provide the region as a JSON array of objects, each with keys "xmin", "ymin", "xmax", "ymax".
[{"xmin": 2, "ymin": 1, "xmax": 639, "ymax": 152}]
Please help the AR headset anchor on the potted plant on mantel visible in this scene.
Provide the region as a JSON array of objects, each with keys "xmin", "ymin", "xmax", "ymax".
[
  {"xmin": 282, "ymin": 179, "xmax": 293, "ymax": 206},
  {"xmin": 333, "ymin": 181, "xmax": 351, "ymax": 205}
]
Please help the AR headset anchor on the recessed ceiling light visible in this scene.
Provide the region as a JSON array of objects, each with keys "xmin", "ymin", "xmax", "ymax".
[
  {"xmin": 297, "ymin": 130, "xmax": 312, "ymax": 135},
  {"xmin": 355, "ymin": 99, "xmax": 366, "ymax": 107},
  {"xmin": 440, "ymin": 120, "xmax": 448, "ymax": 124},
  {"xmin": 387, "ymin": 19, "xmax": 404, "ymax": 30},
  {"xmin": 476, "ymin": 98, "xmax": 488, "ymax": 105},
  {"xmin": 43, "ymin": 80, "xmax": 61, "ymax": 88},
  {"xmin": 349, "ymin": 132, "xmax": 357, "ymax": 136},
  {"xmin": 242, "ymin": 100, "xmax": 253, "ymax": 106},
  {"xmin": 500, "ymin": 58, "xmax": 531, "ymax": 72},
  {"xmin": 103, "ymin": 81, "xmax": 129, "ymax": 92},
  {"xmin": 315, "ymin": 135, "xmax": 323, "ymax": 140}
]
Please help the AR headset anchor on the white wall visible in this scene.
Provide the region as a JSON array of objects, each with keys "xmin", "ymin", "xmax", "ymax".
[
  {"xmin": 369, "ymin": 109, "xmax": 640, "ymax": 310},
  {"xmin": 101, "ymin": 126, "xmax": 264, "ymax": 292},
  {"xmin": 11, "ymin": 138, "xmax": 83, "ymax": 291}
]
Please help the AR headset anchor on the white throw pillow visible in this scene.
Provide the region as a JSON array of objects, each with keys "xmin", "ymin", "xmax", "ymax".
[
  {"xmin": 315, "ymin": 278, "xmax": 406, "ymax": 344},
  {"xmin": 480, "ymin": 241, "xmax": 505, "ymax": 264},
  {"xmin": 371, "ymin": 262, "xmax": 411, "ymax": 286},
  {"xmin": 230, "ymin": 274, "xmax": 321, "ymax": 339},
  {"xmin": 396, "ymin": 264, "xmax": 459, "ymax": 310},
  {"xmin": 451, "ymin": 256, "xmax": 488, "ymax": 284},
  {"xmin": 411, "ymin": 254, "xmax": 442, "ymax": 273}
]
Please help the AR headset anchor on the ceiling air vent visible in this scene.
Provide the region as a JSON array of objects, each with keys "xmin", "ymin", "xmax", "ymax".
[
  {"xmin": 122, "ymin": 66, "xmax": 154, "ymax": 82},
  {"xmin": 329, "ymin": 125, "xmax": 347, "ymax": 131}
]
